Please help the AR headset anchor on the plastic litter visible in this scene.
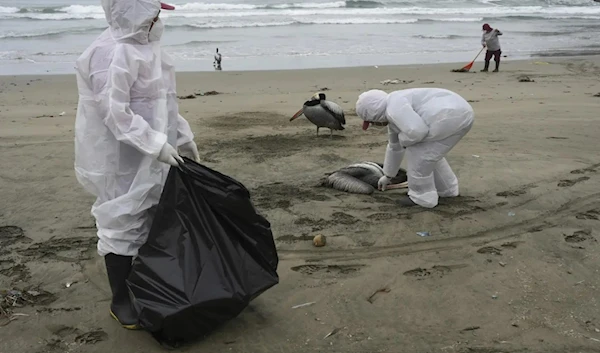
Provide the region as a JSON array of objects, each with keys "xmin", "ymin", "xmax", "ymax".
[
  {"xmin": 127, "ymin": 157, "xmax": 279, "ymax": 346},
  {"xmin": 416, "ymin": 231, "xmax": 431, "ymax": 237},
  {"xmin": 292, "ymin": 302, "xmax": 316, "ymax": 309}
]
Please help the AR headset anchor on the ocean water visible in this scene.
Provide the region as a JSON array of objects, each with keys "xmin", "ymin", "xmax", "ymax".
[{"xmin": 1, "ymin": 0, "xmax": 599, "ymax": 75}]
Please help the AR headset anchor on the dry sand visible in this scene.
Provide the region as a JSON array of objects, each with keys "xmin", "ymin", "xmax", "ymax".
[{"xmin": 1, "ymin": 56, "xmax": 600, "ymax": 353}]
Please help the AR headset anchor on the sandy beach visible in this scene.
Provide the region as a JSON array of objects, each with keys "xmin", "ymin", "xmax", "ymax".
[{"xmin": 1, "ymin": 56, "xmax": 600, "ymax": 353}]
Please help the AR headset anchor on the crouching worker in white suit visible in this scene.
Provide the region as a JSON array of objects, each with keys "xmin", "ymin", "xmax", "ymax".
[
  {"xmin": 73, "ymin": 0, "xmax": 200, "ymax": 330},
  {"xmin": 356, "ymin": 88, "xmax": 474, "ymax": 208}
]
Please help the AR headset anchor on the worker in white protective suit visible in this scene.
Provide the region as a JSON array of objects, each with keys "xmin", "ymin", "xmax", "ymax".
[
  {"xmin": 73, "ymin": 0, "xmax": 200, "ymax": 330},
  {"xmin": 356, "ymin": 88, "xmax": 474, "ymax": 208}
]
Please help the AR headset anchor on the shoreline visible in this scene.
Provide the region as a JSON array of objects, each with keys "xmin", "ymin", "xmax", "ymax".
[{"xmin": 1, "ymin": 53, "xmax": 599, "ymax": 79}]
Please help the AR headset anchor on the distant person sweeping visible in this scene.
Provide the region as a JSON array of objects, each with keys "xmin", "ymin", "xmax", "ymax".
[{"xmin": 481, "ymin": 23, "xmax": 502, "ymax": 72}]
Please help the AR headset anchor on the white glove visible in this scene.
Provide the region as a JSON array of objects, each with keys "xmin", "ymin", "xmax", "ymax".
[
  {"xmin": 378, "ymin": 175, "xmax": 392, "ymax": 191},
  {"xmin": 178, "ymin": 141, "xmax": 200, "ymax": 163},
  {"xmin": 157, "ymin": 143, "xmax": 184, "ymax": 167}
]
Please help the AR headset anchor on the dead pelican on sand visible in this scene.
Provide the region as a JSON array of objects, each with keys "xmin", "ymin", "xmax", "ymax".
[
  {"xmin": 320, "ymin": 162, "xmax": 408, "ymax": 194},
  {"xmin": 290, "ymin": 92, "xmax": 345, "ymax": 137}
]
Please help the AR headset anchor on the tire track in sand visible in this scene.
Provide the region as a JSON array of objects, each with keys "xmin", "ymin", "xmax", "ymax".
[{"xmin": 278, "ymin": 179, "xmax": 600, "ymax": 263}]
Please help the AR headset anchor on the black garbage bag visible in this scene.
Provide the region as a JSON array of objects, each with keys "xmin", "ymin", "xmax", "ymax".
[{"xmin": 126, "ymin": 157, "xmax": 279, "ymax": 345}]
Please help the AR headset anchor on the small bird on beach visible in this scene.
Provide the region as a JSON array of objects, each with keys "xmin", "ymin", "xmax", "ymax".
[
  {"xmin": 290, "ymin": 92, "xmax": 345, "ymax": 138},
  {"xmin": 213, "ymin": 48, "xmax": 222, "ymax": 71}
]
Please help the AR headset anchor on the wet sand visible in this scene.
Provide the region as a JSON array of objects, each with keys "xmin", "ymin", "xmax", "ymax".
[{"xmin": 1, "ymin": 56, "xmax": 600, "ymax": 353}]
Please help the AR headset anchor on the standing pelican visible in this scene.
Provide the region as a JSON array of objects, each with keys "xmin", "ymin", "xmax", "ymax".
[{"xmin": 290, "ymin": 92, "xmax": 345, "ymax": 137}]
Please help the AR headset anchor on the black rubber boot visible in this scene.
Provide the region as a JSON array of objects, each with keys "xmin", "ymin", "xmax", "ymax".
[
  {"xmin": 396, "ymin": 195, "xmax": 417, "ymax": 207},
  {"xmin": 481, "ymin": 61, "xmax": 489, "ymax": 72},
  {"xmin": 493, "ymin": 60, "xmax": 500, "ymax": 72},
  {"xmin": 104, "ymin": 253, "xmax": 140, "ymax": 330}
]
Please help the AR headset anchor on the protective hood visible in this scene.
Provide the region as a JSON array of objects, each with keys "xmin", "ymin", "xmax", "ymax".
[
  {"xmin": 101, "ymin": 0, "xmax": 161, "ymax": 44},
  {"xmin": 356, "ymin": 89, "xmax": 389, "ymax": 129}
]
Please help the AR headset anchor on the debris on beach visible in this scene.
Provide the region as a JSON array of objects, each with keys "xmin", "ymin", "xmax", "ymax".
[
  {"xmin": 313, "ymin": 234, "xmax": 327, "ymax": 247},
  {"xmin": 1, "ymin": 288, "xmax": 56, "ymax": 326},
  {"xmin": 292, "ymin": 301, "xmax": 316, "ymax": 309},
  {"xmin": 460, "ymin": 326, "xmax": 481, "ymax": 333},
  {"xmin": 178, "ymin": 91, "xmax": 222, "ymax": 100},
  {"xmin": 380, "ymin": 79, "xmax": 414, "ymax": 85},
  {"xmin": 517, "ymin": 75, "xmax": 535, "ymax": 83},
  {"xmin": 367, "ymin": 287, "xmax": 391, "ymax": 304},
  {"xmin": 593, "ymin": 92, "xmax": 600, "ymax": 97},
  {"xmin": 324, "ymin": 327, "xmax": 341, "ymax": 339},
  {"xmin": 416, "ymin": 231, "xmax": 431, "ymax": 237},
  {"xmin": 200, "ymin": 90, "xmax": 221, "ymax": 96}
]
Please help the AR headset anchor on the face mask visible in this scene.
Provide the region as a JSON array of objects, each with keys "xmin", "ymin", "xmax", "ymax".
[{"xmin": 149, "ymin": 18, "xmax": 164, "ymax": 42}]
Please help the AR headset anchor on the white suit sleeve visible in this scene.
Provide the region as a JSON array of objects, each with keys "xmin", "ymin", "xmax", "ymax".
[
  {"xmin": 382, "ymin": 126, "xmax": 405, "ymax": 178},
  {"xmin": 176, "ymin": 114, "xmax": 195, "ymax": 147},
  {"xmin": 102, "ymin": 45, "xmax": 167, "ymax": 158},
  {"xmin": 386, "ymin": 98, "xmax": 429, "ymax": 147}
]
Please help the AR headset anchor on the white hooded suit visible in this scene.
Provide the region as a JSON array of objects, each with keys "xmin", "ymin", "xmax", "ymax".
[
  {"xmin": 74, "ymin": 0, "xmax": 195, "ymax": 257},
  {"xmin": 356, "ymin": 88, "xmax": 474, "ymax": 208}
]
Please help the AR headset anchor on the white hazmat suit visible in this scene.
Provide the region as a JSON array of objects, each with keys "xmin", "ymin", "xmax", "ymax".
[
  {"xmin": 356, "ymin": 88, "xmax": 474, "ymax": 208},
  {"xmin": 74, "ymin": 0, "xmax": 198, "ymax": 257}
]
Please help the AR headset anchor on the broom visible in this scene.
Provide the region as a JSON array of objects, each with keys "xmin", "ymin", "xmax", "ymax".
[{"xmin": 452, "ymin": 46, "xmax": 486, "ymax": 72}]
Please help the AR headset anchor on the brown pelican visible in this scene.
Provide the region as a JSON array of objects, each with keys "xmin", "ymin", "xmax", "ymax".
[
  {"xmin": 320, "ymin": 161, "xmax": 408, "ymax": 194},
  {"xmin": 290, "ymin": 92, "xmax": 345, "ymax": 137}
]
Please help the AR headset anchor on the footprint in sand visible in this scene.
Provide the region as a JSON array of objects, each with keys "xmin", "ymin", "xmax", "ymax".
[
  {"xmin": 275, "ymin": 234, "xmax": 313, "ymax": 243},
  {"xmin": 557, "ymin": 176, "xmax": 590, "ymax": 187},
  {"xmin": 291, "ymin": 264, "xmax": 365, "ymax": 278},
  {"xmin": 403, "ymin": 265, "xmax": 466, "ymax": 280},
  {"xmin": 44, "ymin": 325, "xmax": 108, "ymax": 351},
  {"xmin": 0, "ymin": 226, "xmax": 31, "ymax": 248},
  {"xmin": 564, "ymin": 229, "xmax": 595, "ymax": 243},
  {"xmin": 367, "ymin": 213, "xmax": 395, "ymax": 221},
  {"xmin": 576, "ymin": 209, "xmax": 600, "ymax": 220},
  {"xmin": 0, "ymin": 261, "xmax": 30, "ymax": 282},
  {"xmin": 330, "ymin": 212, "xmax": 358, "ymax": 225},
  {"xmin": 17, "ymin": 236, "xmax": 97, "ymax": 263},
  {"xmin": 570, "ymin": 164, "xmax": 600, "ymax": 175},
  {"xmin": 476, "ymin": 242, "xmax": 521, "ymax": 256},
  {"xmin": 75, "ymin": 330, "xmax": 108, "ymax": 345},
  {"xmin": 477, "ymin": 246, "xmax": 503, "ymax": 255},
  {"xmin": 496, "ymin": 189, "xmax": 527, "ymax": 197}
]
